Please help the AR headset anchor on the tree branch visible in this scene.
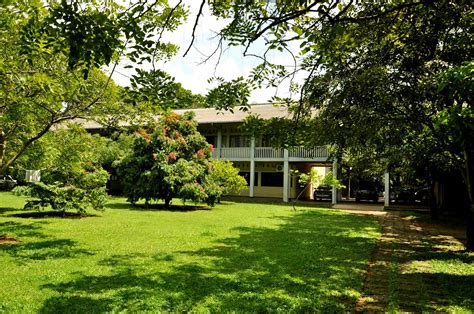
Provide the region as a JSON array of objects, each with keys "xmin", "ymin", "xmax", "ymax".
[{"xmin": 183, "ymin": 0, "xmax": 206, "ymax": 57}]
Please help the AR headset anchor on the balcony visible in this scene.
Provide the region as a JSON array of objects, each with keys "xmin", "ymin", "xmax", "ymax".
[{"xmin": 213, "ymin": 146, "xmax": 328, "ymax": 161}]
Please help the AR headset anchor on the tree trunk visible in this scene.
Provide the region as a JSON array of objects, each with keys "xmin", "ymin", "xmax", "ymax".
[
  {"xmin": 429, "ymin": 180, "xmax": 439, "ymax": 220},
  {"xmin": 466, "ymin": 206, "xmax": 474, "ymax": 251},
  {"xmin": 463, "ymin": 145, "xmax": 474, "ymax": 251},
  {"xmin": 164, "ymin": 197, "xmax": 172, "ymax": 208},
  {"xmin": 0, "ymin": 129, "xmax": 5, "ymax": 175}
]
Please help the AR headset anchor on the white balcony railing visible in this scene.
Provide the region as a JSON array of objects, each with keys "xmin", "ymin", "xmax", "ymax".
[
  {"xmin": 215, "ymin": 146, "xmax": 328, "ymax": 160},
  {"xmin": 220, "ymin": 147, "xmax": 251, "ymax": 159},
  {"xmin": 254, "ymin": 147, "xmax": 284, "ymax": 159},
  {"xmin": 289, "ymin": 146, "xmax": 328, "ymax": 159}
]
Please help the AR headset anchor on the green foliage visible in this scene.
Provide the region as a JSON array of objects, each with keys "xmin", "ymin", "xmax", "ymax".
[
  {"xmin": 206, "ymin": 77, "xmax": 253, "ymax": 112},
  {"xmin": 298, "ymin": 169, "xmax": 344, "ymax": 190},
  {"xmin": 117, "ymin": 112, "xmax": 216, "ymax": 207},
  {"xmin": 12, "ymin": 126, "xmax": 111, "ymax": 214},
  {"xmin": 35, "ymin": 0, "xmax": 186, "ymax": 75},
  {"xmin": 14, "ymin": 177, "xmax": 108, "ymax": 214},
  {"xmin": 125, "ymin": 69, "xmax": 206, "ymax": 110},
  {"xmin": 206, "ymin": 160, "xmax": 247, "ymax": 201},
  {"xmin": 0, "ymin": 1, "xmax": 124, "ymax": 174}
]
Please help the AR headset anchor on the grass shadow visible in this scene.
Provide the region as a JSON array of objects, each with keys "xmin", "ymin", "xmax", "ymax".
[
  {"xmin": 128, "ymin": 203, "xmax": 210, "ymax": 212},
  {"xmin": 0, "ymin": 221, "xmax": 49, "ymax": 238},
  {"xmin": 40, "ymin": 210, "xmax": 379, "ymax": 312},
  {"xmin": 8, "ymin": 211, "xmax": 99, "ymax": 219},
  {"xmin": 39, "ymin": 296, "xmax": 114, "ymax": 314},
  {"xmin": 0, "ymin": 221, "xmax": 94, "ymax": 264},
  {"xmin": 0, "ymin": 207, "xmax": 21, "ymax": 215},
  {"xmin": 2, "ymin": 239, "xmax": 94, "ymax": 262}
]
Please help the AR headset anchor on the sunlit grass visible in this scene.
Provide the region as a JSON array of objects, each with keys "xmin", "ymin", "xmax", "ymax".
[{"xmin": 0, "ymin": 191, "xmax": 379, "ymax": 312}]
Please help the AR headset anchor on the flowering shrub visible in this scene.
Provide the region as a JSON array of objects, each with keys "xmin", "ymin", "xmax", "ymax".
[{"xmin": 118, "ymin": 112, "xmax": 221, "ymax": 207}]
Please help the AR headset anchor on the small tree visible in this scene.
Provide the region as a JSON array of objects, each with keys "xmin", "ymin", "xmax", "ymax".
[
  {"xmin": 206, "ymin": 160, "xmax": 247, "ymax": 203},
  {"xmin": 293, "ymin": 168, "xmax": 344, "ymax": 210},
  {"xmin": 13, "ymin": 126, "xmax": 110, "ymax": 214},
  {"xmin": 117, "ymin": 112, "xmax": 217, "ymax": 207}
]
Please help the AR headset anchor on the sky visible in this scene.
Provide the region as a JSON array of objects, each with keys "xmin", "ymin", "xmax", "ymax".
[{"xmin": 111, "ymin": 1, "xmax": 305, "ymax": 104}]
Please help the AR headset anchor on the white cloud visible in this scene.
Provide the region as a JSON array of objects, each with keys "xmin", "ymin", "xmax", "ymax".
[{"xmin": 110, "ymin": 1, "xmax": 305, "ymax": 104}]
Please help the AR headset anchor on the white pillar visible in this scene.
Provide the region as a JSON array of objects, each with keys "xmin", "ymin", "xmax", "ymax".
[
  {"xmin": 384, "ymin": 171, "xmax": 390, "ymax": 207},
  {"xmin": 249, "ymin": 137, "xmax": 255, "ymax": 197},
  {"xmin": 332, "ymin": 159, "xmax": 338, "ymax": 205},
  {"xmin": 216, "ymin": 129, "xmax": 222, "ymax": 159},
  {"xmin": 283, "ymin": 149, "xmax": 289, "ymax": 202}
]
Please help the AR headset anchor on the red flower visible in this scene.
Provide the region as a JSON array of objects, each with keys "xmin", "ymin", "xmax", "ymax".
[
  {"xmin": 209, "ymin": 144, "xmax": 214, "ymax": 152},
  {"xmin": 196, "ymin": 149, "xmax": 205, "ymax": 158},
  {"xmin": 168, "ymin": 152, "xmax": 177, "ymax": 160}
]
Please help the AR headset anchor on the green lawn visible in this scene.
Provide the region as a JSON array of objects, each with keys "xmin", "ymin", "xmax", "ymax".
[{"xmin": 0, "ymin": 192, "xmax": 380, "ymax": 312}]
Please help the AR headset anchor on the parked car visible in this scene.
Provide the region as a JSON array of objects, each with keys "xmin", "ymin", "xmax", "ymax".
[
  {"xmin": 414, "ymin": 188, "xmax": 429, "ymax": 205},
  {"xmin": 313, "ymin": 185, "xmax": 332, "ymax": 201},
  {"xmin": 391, "ymin": 187, "xmax": 416, "ymax": 204},
  {"xmin": 355, "ymin": 188, "xmax": 379, "ymax": 202},
  {"xmin": 0, "ymin": 175, "xmax": 17, "ymax": 190}
]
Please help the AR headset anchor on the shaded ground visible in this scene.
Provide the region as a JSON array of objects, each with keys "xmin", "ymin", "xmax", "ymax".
[
  {"xmin": 0, "ymin": 235, "xmax": 21, "ymax": 245},
  {"xmin": 351, "ymin": 208, "xmax": 472, "ymax": 312}
]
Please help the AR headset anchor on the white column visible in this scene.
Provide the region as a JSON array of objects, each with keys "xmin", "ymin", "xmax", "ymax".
[
  {"xmin": 332, "ymin": 159, "xmax": 338, "ymax": 205},
  {"xmin": 384, "ymin": 171, "xmax": 390, "ymax": 207},
  {"xmin": 249, "ymin": 137, "xmax": 255, "ymax": 197},
  {"xmin": 283, "ymin": 149, "xmax": 289, "ymax": 202},
  {"xmin": 216, "ymin": 129, "xmax": 222, "ymax": 159}
]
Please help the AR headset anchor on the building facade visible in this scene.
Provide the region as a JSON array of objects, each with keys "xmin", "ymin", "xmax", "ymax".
[{"xmin": 174, "ymin": 105, "xmax": 338, "ymax": 203}]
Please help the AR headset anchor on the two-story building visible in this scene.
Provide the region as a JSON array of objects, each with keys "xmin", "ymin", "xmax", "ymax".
[
  {"xmin": 173, "ymin": 104, "xmax": 338, "ymax": 203},
  {"xmin": 81, "ymin": 104, "xmax": 342, "ymax": 204}
]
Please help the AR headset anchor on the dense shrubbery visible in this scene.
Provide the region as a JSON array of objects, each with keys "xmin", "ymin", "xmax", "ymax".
[
  {"xmin": 14, "ymin": 126, "xmax": 111, "ymax": 214},
  {"xmin": 117, "ymin": 112, "xmax": 245, "ymax": 207}
]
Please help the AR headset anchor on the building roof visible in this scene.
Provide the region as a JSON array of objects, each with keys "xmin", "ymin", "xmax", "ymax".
[
  {"xmin": 79, "ymin": 104, "xmax": 293, "ymax": 130},
  {"xmin": 174, "ymin": 104, "xmax": 291, "ymax": 124}
]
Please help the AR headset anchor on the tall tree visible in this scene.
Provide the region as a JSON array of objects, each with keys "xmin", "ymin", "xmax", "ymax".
[
  {"xmin": 201, "ymin": 0, "xmax": 473, "ymax": 249},
  {"xmin": 0, "ymin": 0, "xmax": 187, "ymax": 174}
]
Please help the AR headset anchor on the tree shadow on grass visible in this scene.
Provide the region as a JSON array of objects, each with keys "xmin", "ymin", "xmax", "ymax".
[
  {"xmin": 0, "ymin": 221, "xmax": 94, "ymax": 264},
  {"xmin": 0, "ymin": 221, "xmax": 49, "ymax": 238},
  {"xmin": 0, "ymin": 207, "xmax": 21, "ymax": 215},
  {"xmin": 39, "ymin": 296, "xmax": 115, "ymax": 314},
  {"xmin": 105, "ymin": 199, "xmax": 210, "ymax": 212},
  {"xmin": 40, "ymin": 210, "xmax": 379, "ymax": 312},
  {"xmin": 128, "ymin": 203, "xmax": 210, "ymax": 212},
  {"xmin": 8, "ymin": 211, "xmax": 99, "ymax": 219},
  {"xmin": 3, "ymin": 239, "xmax": 94, "ymax": 262}
]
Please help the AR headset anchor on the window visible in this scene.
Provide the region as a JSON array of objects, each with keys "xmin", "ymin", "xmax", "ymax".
[
  {"xmin": 205, "ymin": 135, "xmax": 216, "ymax": 146},
  {"xmin": 229, "ymin": 135, "xmax": 250, "ymax": 147},
  {"xmin": 259, "ymin": 135, "xmax": 273, "ymax": 147},
  {"xmin": 261, "ymin": 172, "xmax": 283, "ymax": 187},
  {"xmin": 239, "ymin": 172, "xmax": 258, "ymax": 186}
]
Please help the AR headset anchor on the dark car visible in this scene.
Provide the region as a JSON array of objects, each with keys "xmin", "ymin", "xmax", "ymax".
[
  {"xmin": 355, "ymin": 188, "xmax": 379, "ymax": 203},
  {"xmin": 313, "ymin": 185, "xmax": 332, "ymax": 201},
  {"xmin": 414, "ymin": 188, "xmax": 429, "ymax": 205},
  {"xmin": 391, "ymin": 188, "xmax": 416, "ymax": 204},
  {"xmin": 0, "ymin": 175, "xmax": 17, "ymax": 190}
]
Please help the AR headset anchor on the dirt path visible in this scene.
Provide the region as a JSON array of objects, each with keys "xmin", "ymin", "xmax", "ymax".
[{"xmin": 353, "ymin": 210, "xmax": 465, "ymax": 312}]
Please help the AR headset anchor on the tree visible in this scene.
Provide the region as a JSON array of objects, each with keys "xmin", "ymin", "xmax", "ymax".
[
  {"xmin": 117, "ymin": 112, "xmax": 216, "ymax": 207},
  {"xmin": 200, "ymin": 1, "xmax": 474, "ymax": 249},
  {"xmin": 0, "ymin": 0, "xmax": 188, "ymax": 175},
  {"xmin": 206, "ymin": 160, "xmax": 247, "ymax": 203},
  {"xmin": 0, "ymin": 1, "xmax": 122, "ymax": 174},
  {"xmin": 13, "ymin": 125, "xmax": 111, "ymax": 214}
]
